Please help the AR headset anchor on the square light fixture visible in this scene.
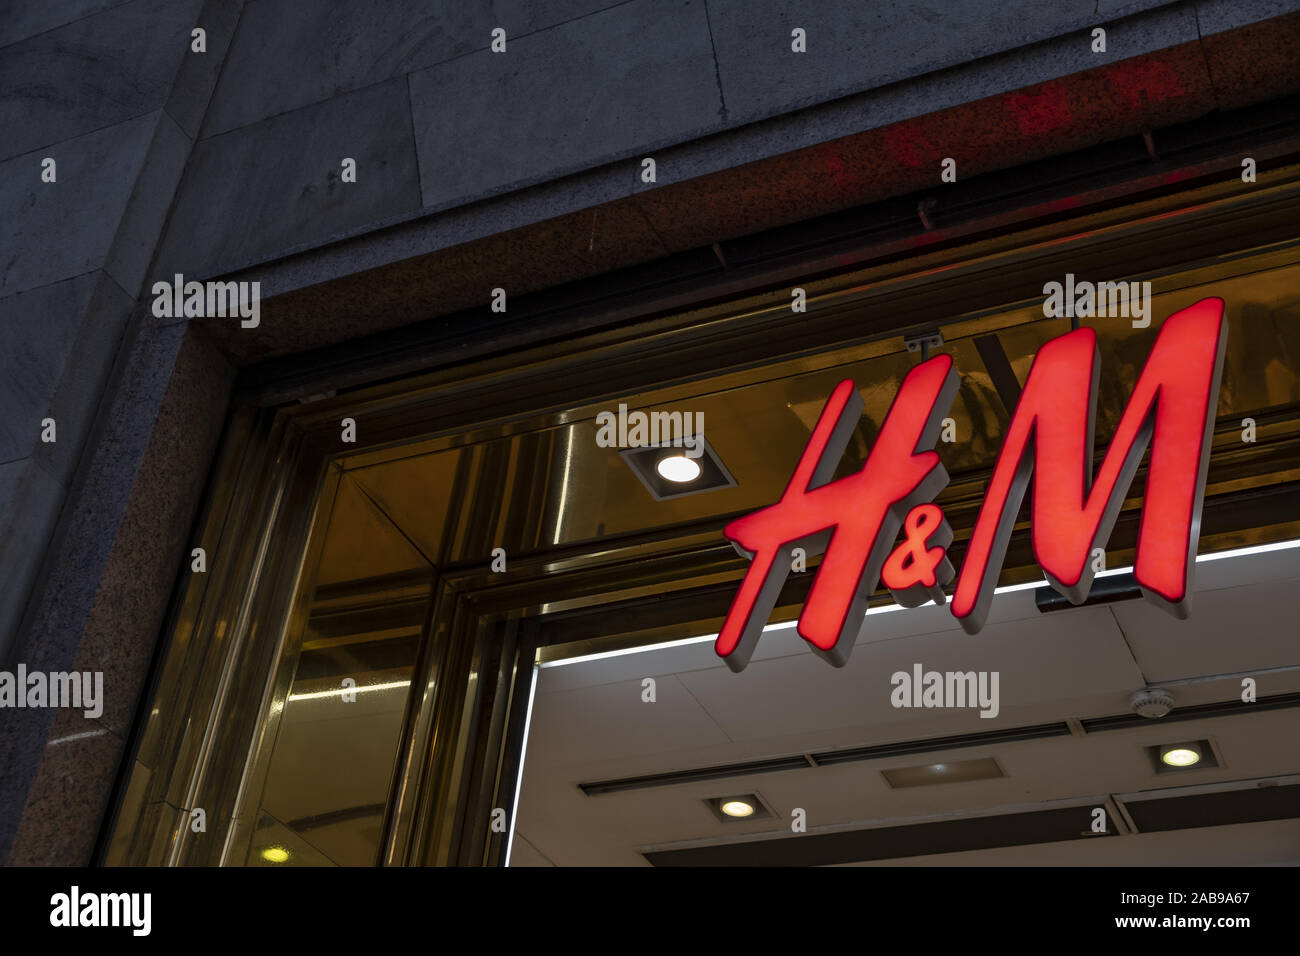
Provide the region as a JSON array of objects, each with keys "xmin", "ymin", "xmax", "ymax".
[
  {"xmin": 1147, "ymin": 739, "xmax": 1219, "ymax": 774},
  {"xmin": 704, "ymin": 793, "xmax": 773, "ymax": 823},
  {"xmin": 620, "ymin": 435, "xmax": 736, "ymax": 500}
]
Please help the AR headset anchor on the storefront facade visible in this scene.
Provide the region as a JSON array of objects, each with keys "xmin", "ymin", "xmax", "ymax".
[{"xmin": 3, "ymin": 0, "xmax": 1300, "ymax": 866}]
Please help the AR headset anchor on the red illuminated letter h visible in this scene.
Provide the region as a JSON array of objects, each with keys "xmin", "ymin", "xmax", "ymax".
[{"xmin": 716, "ymin": 356, "xmax": 960, "ymax": 672}]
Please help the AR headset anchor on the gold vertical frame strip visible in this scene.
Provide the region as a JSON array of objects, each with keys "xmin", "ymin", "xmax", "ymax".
[
  {"xmin": 374, "ymin": 439, "xmax": 548, "ymax": 866},
  {"xmin": 382, "ymin": 600, "xmax": 539, "ymax": 866},
  {"xmin": 104, "ymin": 409, "xmax": 333, "ymax": 864},
  {"xmin": 216, "ymin": 463, "xmax": 344, "ymax": 866},
  {"xmin": 381, "ymin": 583, "xmax": 480, "ymax": 864}
]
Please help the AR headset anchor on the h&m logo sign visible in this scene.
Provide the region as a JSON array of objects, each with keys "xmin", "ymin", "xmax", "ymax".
[{"xmin": 717, "ymin": 299, "xmax": 1227, "ymax": 672}]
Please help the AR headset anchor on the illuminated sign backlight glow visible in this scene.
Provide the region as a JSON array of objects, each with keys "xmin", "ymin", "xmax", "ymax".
[{"xmin": 716, "ymin": 298, "xmax": 1227, "ymax": 673}]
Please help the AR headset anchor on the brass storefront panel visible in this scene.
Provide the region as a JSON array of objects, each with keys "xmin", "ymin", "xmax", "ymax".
[{"xmin": 236, "ymin": 472, "xmax": 436, "ymax": 866}]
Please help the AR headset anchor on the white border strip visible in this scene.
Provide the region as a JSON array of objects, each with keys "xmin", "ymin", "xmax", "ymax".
[
  {"xmin": 287, "ymin": 679, "xmax": 410, "ymax": 701},
  {"xmin": 505, "ymin": 664, "xmax": 540, "ymax": 867}
]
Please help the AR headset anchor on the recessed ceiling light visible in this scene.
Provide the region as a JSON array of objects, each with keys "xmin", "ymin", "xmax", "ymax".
[
  {"xmin": 720, "ymin": 799, "xmax": 755, "ymax": 818},
  {"xmin": 1160, "ymin": 743, "xmax": 1202, "ymax": 767},
  {"xmin": 261, "ymin": 846, "xmax": 290, "ymax": 863},
  {"xmin": 656, "ymin": 454, "xmax": 702, "ymax": 483},
  {"xmin": 620, "ymin": 436, "xmax": 737, "ymax": 500},
  {"xmin": 706, "ymin": 793, "xmax": 772, "ymax": 822},
  {"xmin": 1146, "ymin": 739, "xmax": 1217, "ymax": 773}
]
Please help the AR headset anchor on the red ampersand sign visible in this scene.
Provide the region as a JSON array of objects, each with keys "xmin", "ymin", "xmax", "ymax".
[{"xmin": 881, "ymin": 503, "xmax": 954, "ymax": 608}]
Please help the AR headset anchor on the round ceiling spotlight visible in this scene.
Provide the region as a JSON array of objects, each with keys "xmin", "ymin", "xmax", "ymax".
[
  {"xmin": 260, "ymin": 845, "xmax": 290, "ymax": 863},
  {"xmin": 1160, "ymin": 743, "xmax": 1202, "ymax": 768},
  {"xmin": 719, "ymin": 799, "xmax": 755, "ymax": 818},
  {"xmin": 656, "ymin": 454, "xmax": 702, "ymax": 483}
]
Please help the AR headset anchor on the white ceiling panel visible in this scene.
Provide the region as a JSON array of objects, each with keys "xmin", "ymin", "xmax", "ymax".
[
  {"xmin": 515, "ymin": 543, "xmax": 1300, "ymax": 865},
  {"xmin": 675, "ymin": 605, "xmax": 1139, "ymax": 743},
  {"xmin": 525, "ymin": 673, "xmax": 733, "ymax": 765},
  {"xmin": 1113, "ymin": 574, "xmax": 1300, "ymax": 681}
]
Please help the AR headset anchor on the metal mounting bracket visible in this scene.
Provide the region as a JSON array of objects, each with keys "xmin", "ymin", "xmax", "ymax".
[{"xmin": 904, "ymin": 329, "xmax": 945, "ymax": 361}]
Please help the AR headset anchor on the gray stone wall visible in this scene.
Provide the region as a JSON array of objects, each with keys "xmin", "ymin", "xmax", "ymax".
[
  {"xmin": 0, "ymin": 0, "xmax": 242, "ymax": 666},
  {"xmin": 156, "ymin": 0, "xmax": 1200, "ymax": 280}
]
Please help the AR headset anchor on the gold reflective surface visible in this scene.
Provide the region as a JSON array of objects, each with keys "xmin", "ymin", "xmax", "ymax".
[
  {"xmin": 238, "ymin": 472, "xmax": 437, "ymax": 866},
  {"xmin": 340, "ymin": 249, "xmax": 1300, "ymax": 569}
]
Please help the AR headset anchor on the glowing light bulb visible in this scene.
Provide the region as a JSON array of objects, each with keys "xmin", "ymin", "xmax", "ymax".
[
  {"xmin": 657, "ymin": 455, "xmax": 701, "ymax": 483},
  {"xmin": 1161, "ymin": 744, "xmax": 1202, "ymax": 767}
]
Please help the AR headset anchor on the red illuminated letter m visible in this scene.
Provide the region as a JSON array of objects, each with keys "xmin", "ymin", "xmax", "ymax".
[{"xmin": 952, "ymin": 298, "xmax": 1227, "ymax": 633}]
